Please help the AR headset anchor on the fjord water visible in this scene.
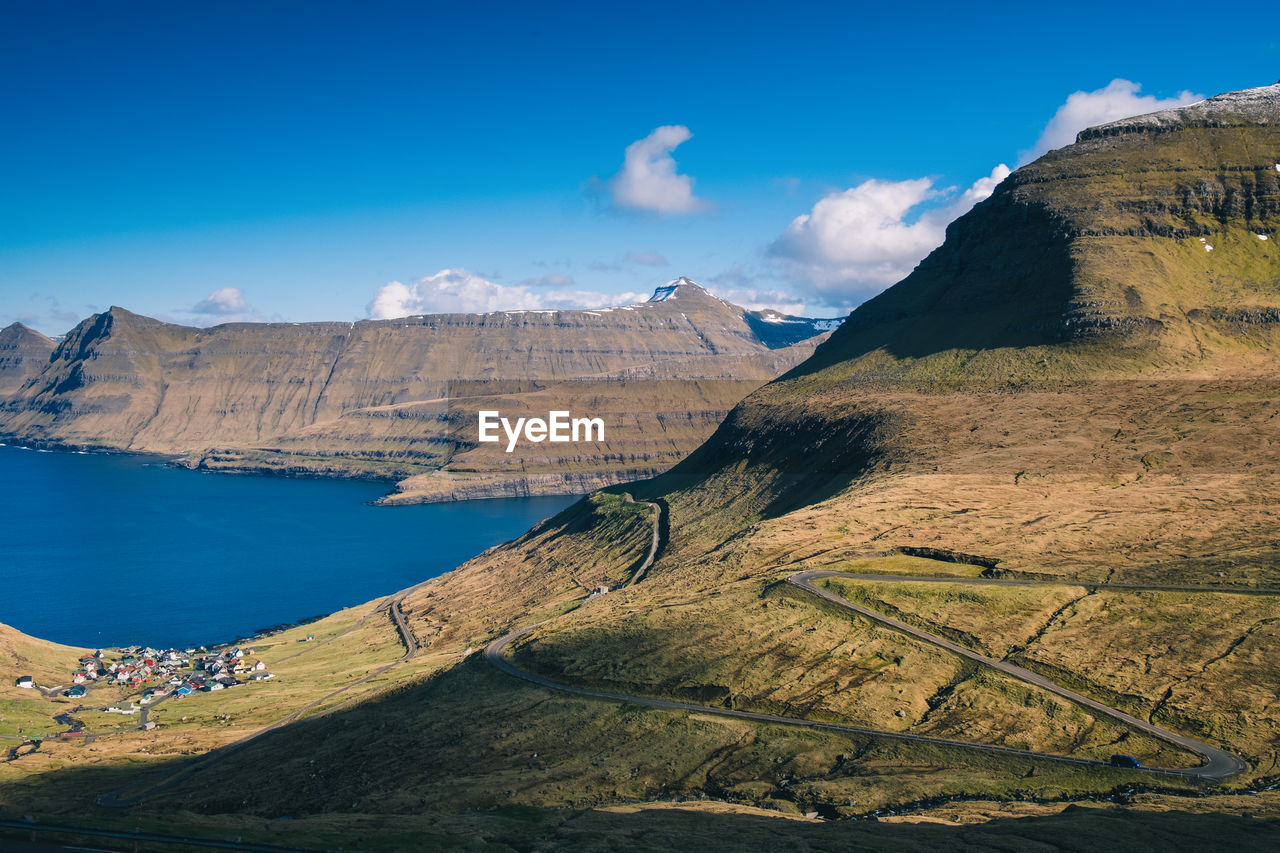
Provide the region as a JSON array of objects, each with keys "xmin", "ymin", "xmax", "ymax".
[{"xmin": 0, "ymin": 444, "xmax": 575, "ymax": 649}]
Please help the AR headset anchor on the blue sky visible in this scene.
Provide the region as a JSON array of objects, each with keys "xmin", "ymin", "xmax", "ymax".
[{"xmin": 2, "ymin": 1, "xmax": 1276, "ymax": 334}]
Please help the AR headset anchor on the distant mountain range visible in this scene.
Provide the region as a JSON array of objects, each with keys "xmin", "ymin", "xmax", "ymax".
[{"xmin": 0, "ymin": 279, "xmax": 841, "ymax": 502}]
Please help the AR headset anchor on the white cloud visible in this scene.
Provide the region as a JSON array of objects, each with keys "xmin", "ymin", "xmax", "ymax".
[
  {"xmin": 958, "ymin": 165, "xmax": 1011, "ymax": 207},
  {"xmin": 366, "ymin": 269, "xmax": 646, "ymax": 319},
  {"xmin": 185, "ymin": 287, "xmax": 265, "ymax": 323},
  {"xmin": 608, "ymin": 125, "xmax": 709, "ymax": 215},
  {"xmin": 770, "ymin": 164, "xmax": 1010, "ymax": 310},
  {"xmin": 192, "ymin": 287, "xmax": 249, "ymax": 316},
  {"xmin": 1020, "ymin": 79, "xmax": 1202, "ymax": 164},
  {"xmin": 625, "ymin": 251, "xmax": 669, "ymax": 267}
]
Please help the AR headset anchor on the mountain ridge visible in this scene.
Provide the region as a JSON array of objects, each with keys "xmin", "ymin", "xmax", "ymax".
[
  {"xmin": 1079, "ymin": 81, "xmax": 1280, "ymax": 139},
  {"xmin": 0, "ymin": 322, "xmax": 56, "ymax": 395},
  {"xmin": 0, "ymin": 281, "xmax": 839, "ymax": 502},
  {"xmin": 796, "ymin": 82, "xmax": 1280, "ymax": 387}
]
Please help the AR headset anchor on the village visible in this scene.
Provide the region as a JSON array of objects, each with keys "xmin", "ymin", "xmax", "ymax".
[{"xmin": 14, "ymin": 642, "xmax": 280, "ymax": 736}]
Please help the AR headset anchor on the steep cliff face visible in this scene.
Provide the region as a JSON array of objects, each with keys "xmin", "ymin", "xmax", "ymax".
[
  {"xmin": 0, "ymin": 323, "xmax": 55, "ymax": 395},
  {"xmin": 651, "ymin": 82, "xmax": 1280, "ymax": 552},
  {"xmin": 800, "ymin": 83, "xmax": 1280, "ymax": 386},
  {"xmin": 0, "ymin": 282, "xmax": 835, "ymax": 500}
]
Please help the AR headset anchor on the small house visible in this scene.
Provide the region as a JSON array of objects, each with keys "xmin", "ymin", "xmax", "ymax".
[
  {"xmin": 15, "ymin": 675, "xmax": 34, "ymax": 689},
  {"xmin": 66, "ymin": 685, "xmax": 87, "ymax": 698}
]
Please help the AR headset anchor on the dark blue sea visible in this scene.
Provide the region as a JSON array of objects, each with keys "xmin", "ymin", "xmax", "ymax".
[{"xmin": 0, "ymin": 444, "xmax": 575, "ymax": 649}]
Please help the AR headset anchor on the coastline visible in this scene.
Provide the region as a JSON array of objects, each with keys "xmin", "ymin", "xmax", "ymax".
[{"xmin": 0, "ymin": 444, "xmax": 576, "ymax": 649}]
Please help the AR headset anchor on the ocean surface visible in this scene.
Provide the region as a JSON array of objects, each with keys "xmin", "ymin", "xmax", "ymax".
[{"xmin": 0, "ymin": 444, "xmax": 575, "ymax": 650}]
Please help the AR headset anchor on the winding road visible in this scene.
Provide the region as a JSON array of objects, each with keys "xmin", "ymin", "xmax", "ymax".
[
  {"xmin": 788, "ymin": 570, "xmax": 1247, "ymax": 780},
  {"xmin": 620, "ymin": 494, "xmax": 664, "ymax": 587},
  {"xmin": 485, "ymin": 496, "xmax": 1253, "ymax": 782}
]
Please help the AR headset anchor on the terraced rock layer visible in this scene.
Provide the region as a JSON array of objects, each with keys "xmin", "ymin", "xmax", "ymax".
[
  {"xmin": 799, "ymin": 82, "xmax": 1280, "ymax": 386},
  {"xmin": 0, "ymin": 323, "xmax": 55, "ymax": 395},
  {"xmin": 0, "ymin": 281, "xmax": 834, "ymax": 501}
]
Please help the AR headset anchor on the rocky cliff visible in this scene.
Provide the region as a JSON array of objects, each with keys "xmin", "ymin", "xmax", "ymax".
[
  {"xmin": 0, "ymin": 280, "xmax": 835, "ymax": 501},
  {"xmin": 800, "ymin": 83, "xmax": 1280, "ymax": 386}
]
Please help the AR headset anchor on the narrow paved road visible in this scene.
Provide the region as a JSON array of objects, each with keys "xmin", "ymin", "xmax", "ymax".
[
  {"xmin": 486, "ymin": 567, "xmax": 1253, "ymax": 782},
  {"xmin": 485, "ymin": 624, "xmax": 1122, "ymax": 773},
  {"xmin": 789, "ymin": 570, "xmax": 1247, "ymax": 781},
  {"xmin": 620, "ymin": 493, "xmax": 664, "ymax": 587},
  {"xmin": 816, "ymin": 572, "xmax": 1280, "ymax": 597}
]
